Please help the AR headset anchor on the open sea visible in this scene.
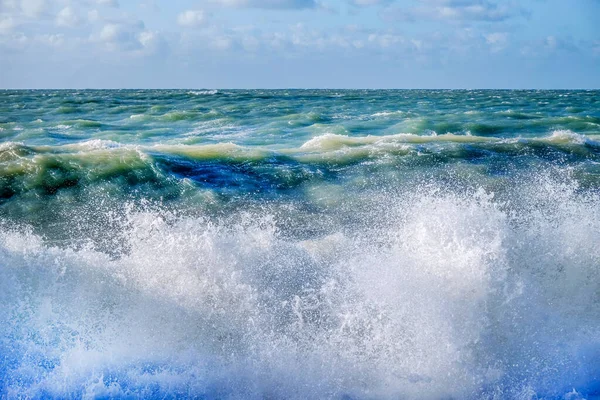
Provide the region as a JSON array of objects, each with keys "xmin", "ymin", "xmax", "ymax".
[{"xmin": 1, "ymin": 89, "xmax": 600, "ymax": 399}]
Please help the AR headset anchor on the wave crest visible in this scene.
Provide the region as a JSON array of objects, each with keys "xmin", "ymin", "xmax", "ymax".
[{"xmin": 1, "ymin": 174, "xmax": 600, "ymax": 398}]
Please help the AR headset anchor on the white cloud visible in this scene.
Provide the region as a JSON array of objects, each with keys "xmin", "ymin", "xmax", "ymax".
[
  {"xmin": 485, "ymin": 32, "xmax": 508, "ymax": 52},
  {"xmin": 99, "ymin": 23, "xmax": 121, "ymax": 42},
  {"xmin": 88, "ymin": 9, "xmax": 100, "ymax": 22},
  {"xmin": 139, "ymin": 1, "xmax": 159, "ymax": 11},
  {"xmin": 411, "ymin": 38, "xmax": 423, "ymax": 50},
  {"xmin": 191, "ymin": 24, "xmax": 409, "ymax": 54},
  {"xmin": 186, "ymin": 24, "xmax": 426, "ymax": 55},
  {"xmin": 0, "ymin": 0, "xmax": 19, "ymax": 12},
  {"xmin": 264, "ymin": 31, "xmax": 287, "ymax": 49},
  {"xmin": 386, "ymin": 0, "xmax": 525, "ymax": 23},
  {"xmin": 21, "ymin": 0, "xmax": 46, "ymax": 17},
  {"xmin": 485, "ymin": 32, "xmax": 507, "ymax": 44},
  {"xmin": 542, "ymin": 35, "xmax": 577, "ymax": 53},
  {"xmin": 519, "ymin": 35, "xmax": 579, "ymax": 58},
  {"xmin": 211, "ymin": 36, "xmax": 234, "ymax": 50},
  {"xmin": 97, "ymin": 0, "xmax": 119, "ymax": 7},
  {"xmin": 56, "ymin": 6, "xmax": 79, "ymax": 27},
  {"xmin": 92, "ymin": 20, "xmax": 164, "ymax": 55},
  {"xmin": 0, "ymin": 31, "xmax": 28, "ymax": 50},
  {"xmin": 137, "ymin": 30, "xmax": 155, "ymax": 47},
  {"xmin": 213, "ymin": 0, "xmax": 316, "ymax": 9},
  {"xmin": 352, "ymin": 39, "xmax": 364, "ymax": 48},
  {"xmin": 177, "ymin": 10, "xmax": 205, "ymax": 27},
  {"xmin": 241, "ymin": 34, "xmax": 260, "ymax": 51},
  {"xmin": 37, "ymin": 32, "xmax": 64, "ymax": 46},
  {"xmin": 368, "ymin": 32, "xmax": 404, "ymax": 48},
  {"xmin": 0, "ymin": 16, "xmax": 15, "ymax": 34},
  {"xmin": 136, "ymin": 29, "xmax": 166, "ymax": 54},
  {"xmin": 349, "ymin": 0, "xmax": 390, "ymax": 7}
]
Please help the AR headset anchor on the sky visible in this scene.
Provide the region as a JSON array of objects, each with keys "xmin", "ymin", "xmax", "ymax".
[{"xmin": 0, "ymin": 0, "xmax": 599, "ymax": 88}]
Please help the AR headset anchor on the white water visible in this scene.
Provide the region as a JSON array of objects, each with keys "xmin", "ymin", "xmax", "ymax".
[{"xmin": 1, "ymin": 175, "xmax": 600, "ymax": 399}]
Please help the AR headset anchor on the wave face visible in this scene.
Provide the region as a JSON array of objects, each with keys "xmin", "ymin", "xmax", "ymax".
[{"xmin": 1, "ymin": 89, "xmax": 600, "ymax": 399}]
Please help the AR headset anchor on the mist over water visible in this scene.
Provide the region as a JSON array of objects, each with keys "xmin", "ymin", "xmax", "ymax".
[{"xmin": 1, "ymin": 90, "xmax": 600, "ymax": 399}]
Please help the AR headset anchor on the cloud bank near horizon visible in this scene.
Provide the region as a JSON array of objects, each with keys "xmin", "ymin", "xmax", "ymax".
[{"xmin": 0, "ymin": 0, "xmax": 598, "ymax": 88}]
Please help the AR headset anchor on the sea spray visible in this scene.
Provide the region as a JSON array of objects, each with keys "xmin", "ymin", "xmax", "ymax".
[{"xmin": 2, "ymin": 171, "xmax": 600, "ymax": 399}]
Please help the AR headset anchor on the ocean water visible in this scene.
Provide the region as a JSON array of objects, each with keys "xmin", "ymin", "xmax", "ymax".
[{"xmin": 1, "ymin": 89, "xmax": 600, "ymax": 399}]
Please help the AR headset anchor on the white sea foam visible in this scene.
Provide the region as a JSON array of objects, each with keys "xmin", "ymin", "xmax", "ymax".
[
  {"xmin": 298, "ymin": 131, "xmax": 599, "ymax": 154},
  {"xmin": 0, "ymin": 141, "xmax": 24, "ymax": 151},
  {"xmin": 371, "ymin": 111, "xmax": 407, "ymax": 117},
  {"xmin": 1, "ymin": 173, "xmax": 599, "ymax": 399},
  {"xmin": 299, "ymin": 133, "xmax": 492, "ymax": 151},
  {"xmin": 182, "ymin": 120, "xmax": 250, "ymax": 139},
  {"xmin": 188, "ymin": 90, "xmax": 218, "ymax": 95},
  {"xmin": 547, "ymin": 129, "xmax": 592, "ymax": 145},
  {"xmin": 64, "ymin": 139, "xmax": 123, "ymax": 150}
]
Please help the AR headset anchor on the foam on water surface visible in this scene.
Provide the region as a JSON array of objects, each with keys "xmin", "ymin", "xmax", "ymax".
[{"xmin": 2, "ymin": 174, "xmax": 600, "ymax": 399}]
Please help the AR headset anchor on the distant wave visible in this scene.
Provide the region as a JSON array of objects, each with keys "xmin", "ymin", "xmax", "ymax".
[
  {"xmin": 188, "ymin": 89, "xmax": 219, "ymax": 95},
  {"xmin": 1, "ymin": 131, "xmax": 598, "ymax": 203}
]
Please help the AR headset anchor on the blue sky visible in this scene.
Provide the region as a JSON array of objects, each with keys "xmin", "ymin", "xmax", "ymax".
[{"xmin": 0, "ymin": 0, "xmax": 598, "ymax": 88}]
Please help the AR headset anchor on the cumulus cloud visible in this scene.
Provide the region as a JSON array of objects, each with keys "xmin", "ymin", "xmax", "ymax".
[
  {"xmin": 520, "ymin": 35, "xmax": 579, "ymax": 58},
  {"xmin": 210, "ymin": 35, "xmax": 234, "ymax": 50},
  {"xmin": 177, "ymin": 10, "xmax": 205, "ymax": 27},
  {"xmin": 139, "ymin": 1, "xmax": 159, "ymax": 11},
  {"xmin": 485, "ymin": 31, "xmax": 508, "ymax": 52},
  {"xmin": 98, "ymin": 22, "xmax": 141, "ymax": 43},
  {"xmin": 97, "ymin": 0, "xmax": 119, "ymax": 7},
  {"xmin": 0, "ymin": 0, "xmax": 17, "ymax": 12},
  {"xmin": 88, "ymin": 9, "xmax": 100, "ymax": 22},
  {"xmin": 0, "ymin": 16, "xmax": 15, "ymax": 34},
  {"xmin": 213, "ymin": 0, "xmax": 316, "ymax": 9},
  {"xmin": 37, "ymin": 32, "xmax": 64, "ymax": 46},
  {"xmin": 95, "ymin": 21, "xmax": 146, "ymax": 50},
  {"xmin": 98, "ymin": 23, "xmax": 119, "ymax": 41},
  {"xmin": 20, "ymin": 0, "xmax": 46, "ymax": 17},
  {"xmin": 56, "ymin": 6, "xmax": 79, "ymax": 27},
  {"xmin": 349, "ymin": 0, "xmax": 391, "ymax": 8},
  {"xmin": 190, "ymin": 23, "xmax": 430, "ymax": 56},
  {"xmin": 544, "ymin": 35, "xmax": 578, "ymax": 52},
  {"xmin": 385, "ymin": 0, "xmax": 526, "ymax": 23},
  {"xmin": 545, "ymin": 35, "xmax": 557, "ymax": 50},
  {"xmin": 137, "ymin": 30, "xmax": 155, "ymax": 47},
  {"xmin": 91, "ymin": 20, "xmax": 165, "ymax": 56},
  {"xmin": 368, "ymin": 32, "xmax": 405, "ymax": 48}
]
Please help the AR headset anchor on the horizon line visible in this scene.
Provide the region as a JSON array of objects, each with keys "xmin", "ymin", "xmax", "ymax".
[{"xmin": 1, "ymin": 87, "xmax": 599, "ymax": 91}]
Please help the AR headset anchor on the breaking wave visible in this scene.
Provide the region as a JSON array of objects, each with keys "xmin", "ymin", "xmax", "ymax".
[{"xmin": 1, "ymin": 173, "xmax": 600, "ymax": 399}]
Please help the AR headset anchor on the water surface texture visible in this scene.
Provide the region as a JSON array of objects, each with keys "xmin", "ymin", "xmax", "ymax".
[{"xmin": 1, "ymin": 90, "xmax": 600, "ymax": 399}]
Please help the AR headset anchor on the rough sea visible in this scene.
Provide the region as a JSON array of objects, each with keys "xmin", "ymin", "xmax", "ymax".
[{"xmin": 1, "ymin": 89, "xmax": 600, "ymax": 399}]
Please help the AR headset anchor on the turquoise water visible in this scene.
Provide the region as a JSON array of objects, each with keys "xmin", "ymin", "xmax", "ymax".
[{"xmin": 1, "ymin": 89, "xmax": 600, "ymax": 399}]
